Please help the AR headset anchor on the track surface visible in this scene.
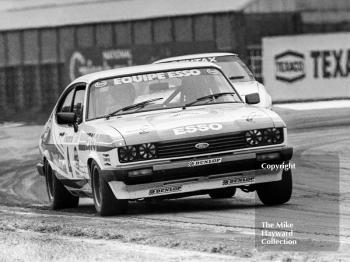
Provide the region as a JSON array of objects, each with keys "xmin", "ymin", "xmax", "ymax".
[{"xmin": 0, "ymin": 108, "xmax": 349, "ymax": 261}]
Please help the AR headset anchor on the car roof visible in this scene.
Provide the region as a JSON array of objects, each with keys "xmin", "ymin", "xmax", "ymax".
[
  {"xmin": 154, "ymin": 52, "xmax": 238, "ymax": 64},
  {"xmin": 71, "ymin": 61, "xmax": 221, "ymax": 85}
]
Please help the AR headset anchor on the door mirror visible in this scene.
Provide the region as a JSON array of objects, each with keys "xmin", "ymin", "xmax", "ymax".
[
  {"xmin": 245, "ymin": 93, "xmax": 260, "ymax": 105},
  {"xmin": 56, "ymin": 112, "xmax": 77, "ymax": 125},
  {"xmin": 57, "ymin": 112, "xmax": 79, "ymax": 132}
]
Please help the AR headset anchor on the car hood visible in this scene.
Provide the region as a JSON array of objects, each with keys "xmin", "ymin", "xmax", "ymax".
[
  {"xmin": 103, "ymin": 104, "xmax": 283, "ymax": 145},
  {"xmin": 231, "ymin": 80, "xmax": 259, "ymax": 97}
]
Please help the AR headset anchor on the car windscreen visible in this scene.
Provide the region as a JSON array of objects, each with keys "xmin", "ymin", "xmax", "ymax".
[
  {"xmin": 214, "ymin": 56, "xmax": 255, "ymax": 82},
  {"xmin": 87, "ymin": 67, "xmax": 242, "ymax": 120}
]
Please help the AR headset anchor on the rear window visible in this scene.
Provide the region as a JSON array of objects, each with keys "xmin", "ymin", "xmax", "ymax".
[{"xmin": 213, "ymin": 56, "xmax": 255, "ymax": 82}]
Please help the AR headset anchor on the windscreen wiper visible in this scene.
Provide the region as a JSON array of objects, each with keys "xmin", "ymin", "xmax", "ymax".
[
  {"xmin": 183, "ymin": 92, "xmax": 236, "ymax": 109},
  {"xmin": 106, "ymin": 98, "xmax": 163, "ymax": 119},
  {"xmin": 229, "ymin": 76, "xmax": 245, "ymax": 80}
]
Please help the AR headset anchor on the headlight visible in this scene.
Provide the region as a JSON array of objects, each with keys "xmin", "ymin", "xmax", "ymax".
[
  {"xmin": 139, "ymin": 143, "xmax": 157, "ymax": 160},
  {"xmin": 118, "ymin": 143, "xmax": 158, "ymax": 163},
  {"xmin": 245, "ymin": 128, "xmax": 283, "ymax": 147},
  {"xmin": 245, "ymin": 130, "xmax": 263, "ymax": 146},
  {"xmin": 118, "ymin": 146, "xmax": 137, "ymax": 163},
  {"xmin": 263, "ymin": 128, "xmax": 282, "ymax": 144}
]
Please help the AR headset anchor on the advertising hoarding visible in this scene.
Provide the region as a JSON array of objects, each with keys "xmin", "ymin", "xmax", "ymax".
[
  {"xmin": 263, "ymin": 33, "xmax": 350, "ymax": 102},
  {"xmin": 66, "ymin": 48, "xmax": 133, "ymax": 82}
]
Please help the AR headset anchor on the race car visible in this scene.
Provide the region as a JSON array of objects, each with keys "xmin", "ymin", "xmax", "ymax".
[
  {"xmin": 37, "ymin": 62, "xmax": 293, "ymax": 216},
  {"xmin": 154, "ymin": 53, "xmax": 272, "ymax": 109}
]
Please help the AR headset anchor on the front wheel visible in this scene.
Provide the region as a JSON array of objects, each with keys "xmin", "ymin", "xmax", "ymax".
[
  {"xmin": 91, "ymin": 161, "xmax": 128, "ymax": 216},
  {"xmin": 44, "ymin": 160, "xmax": 79, "ymax": 210},
  {"xmin": 257, "ymin": 169, "xmax": 292, "ymax": 206}
]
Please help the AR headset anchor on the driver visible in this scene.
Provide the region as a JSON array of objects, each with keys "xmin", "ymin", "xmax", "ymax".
[
  {"xmin": 105, "ymin": 83, "xmax": 136, "ymax": 114},
  {"xmin": 180, "ymin": 76, "xmax": 212, "ymax": 103}
]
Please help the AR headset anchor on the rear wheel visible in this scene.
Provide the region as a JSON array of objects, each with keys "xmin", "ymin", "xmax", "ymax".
[
  {"xmin": 257, "ymin": 169, "xmax": 292, "ymax": 205},
  {"xmin": 44, "ymin": 160, "xmax": 79, "ymax": 210},
  {"xmin": 209, "ymin": 188, "xmax": 236, "ymax": 199},
  {"xmin": 91, "ymin": 161, "xmax": 128, "ymax": 216}
]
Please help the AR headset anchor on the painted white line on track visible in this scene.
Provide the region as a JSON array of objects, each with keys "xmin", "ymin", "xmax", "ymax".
[{"xmin": 274, "ymin": 100, "xmax": 350, "ymax": 111}]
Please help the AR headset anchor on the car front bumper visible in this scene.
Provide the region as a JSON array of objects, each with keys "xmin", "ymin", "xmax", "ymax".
[{"xmin": 102, "ymin": 147, "xmax": 293, "ymax": 200}]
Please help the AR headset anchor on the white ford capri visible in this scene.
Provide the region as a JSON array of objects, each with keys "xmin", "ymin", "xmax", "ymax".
[
  {"xmin": 154, "ymin": 53, "xmax": 272, "ymax": 109},
  {"xmin": 37, "ymin": 62, "xmax": 292, "ymax": 216}
]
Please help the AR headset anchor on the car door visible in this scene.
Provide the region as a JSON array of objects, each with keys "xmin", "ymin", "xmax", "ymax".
[
  {"xmin": 54, "ymin": 87, "xmax": 75, "ymax": 178},
  {"xmin": 65, "ymin": 85, "xmax": 86, "ymax": 180}
]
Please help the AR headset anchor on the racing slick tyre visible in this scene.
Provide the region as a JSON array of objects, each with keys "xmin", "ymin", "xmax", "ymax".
[
  {"xmin": 257, "ymin": 169, "xmax": 292, "ymax": 206},
  {"xmin": 91, "ymin": 161, "xmax": 128, "ymax": 216},
  {"xmin": 209, "ymin": 187, "xmax": 236, "ymax": 199},
  {"xmin": 44, "ymin": 160, "xmax": 79, "ymax": 210}
]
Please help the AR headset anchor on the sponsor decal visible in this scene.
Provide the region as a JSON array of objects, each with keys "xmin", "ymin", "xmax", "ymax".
[
  {"xmin": 73, "ymin": 146, "xmax": 80, "ymax": 171},
  {"xmin": 158, "ymin": 111, "xmax": 209, "ymax": 120},
  {"xmin": 222, "ymin": 176, "xmax": 254, "ymax": 186},
  {"xmin": 66, "ymin": 147, "xmax": 73, "ymax": 175},
  {"xmin": 195, "ymin": 142, "xmax": 210, "ymax": 150},
  {"xmin": 47, "ymin": 145, "xmax": 66, "ymax": 173},
  {"xmin": 149, "ymin": 185, "xmax": 182, "ymax": 196},
  {"xmin": 188, "ymin": 158, "xmax": 222, "ymax": 167},
  {"xmin": 275, "ymin": 50, "xmax": 305, "ymax": 83},
  {"xmin": 175, "ymin": 57, "xmax": 217, "ymax": 63},
  {"xmin": 40, "ymin": 116, "xmax": 52, "ymax": 145},
  {"xmin": 64, "ymin": 136, "xmax": 74, "ymax": 143},
  {"xmin": 173, "ymin": 123, "xmax": 223, "ymax": 135},
  {"xmin": 78, "ymin": 133, "xmax": 115, "ymax": 152},
  {"xmin": 207, "ymin": 69, "xmax": 219, "ymax": 75},
  {"xmin": 113, "ymin": 69, "xmax": 201, "ymax": 85},
  {"xmin": 94, "ymin": 81, "xmax": 107, "ymax": 88}
]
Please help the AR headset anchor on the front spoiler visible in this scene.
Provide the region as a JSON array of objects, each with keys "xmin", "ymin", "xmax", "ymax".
[
  {"xmin": 101, "ymin": 147, "xmax": 293, "ymax": 185},
  {"xmin": 109, "ymin": 169, "xmax": 282, "ymax": 200}
]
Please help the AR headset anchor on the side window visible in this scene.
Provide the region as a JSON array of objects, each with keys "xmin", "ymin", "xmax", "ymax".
[
  {"xmin": 57, "ymin": 89, "xmax": 74, "ymax": 113},
  {"xmin": 72, "ymin": 87, "xmax": 86, "ymax": 124}
]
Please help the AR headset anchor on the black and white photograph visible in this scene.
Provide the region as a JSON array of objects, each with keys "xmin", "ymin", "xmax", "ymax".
[{"xmin": 0, "ymin": 0, "xmax": 349, "ymax": 261}]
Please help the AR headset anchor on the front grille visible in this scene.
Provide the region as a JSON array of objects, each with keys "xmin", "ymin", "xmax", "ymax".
[{"xmin": 157, "ymin": 132, "xmax": 247, "ymax": 159}]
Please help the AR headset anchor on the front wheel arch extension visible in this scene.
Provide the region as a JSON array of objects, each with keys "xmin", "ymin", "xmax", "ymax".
[
  {"xmin": 87, "ymin": 158, "xmax": 94, "ymax": 176},
  {"xmin": 87, "ymin": 156, "xmax": 103, "ymax": 179}
]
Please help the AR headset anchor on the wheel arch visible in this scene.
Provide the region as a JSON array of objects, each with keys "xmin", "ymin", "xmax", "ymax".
[
  {"xmin": 87, "ymin": 158, "xmax": 94, "ymax": 175},
  {"xmin": 87, "ymin": 155, "xmax": 103, "ymax": 179}
]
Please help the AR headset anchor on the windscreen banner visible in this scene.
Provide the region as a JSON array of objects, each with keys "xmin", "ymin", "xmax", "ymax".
[{"xmin": 262, "ymin": 33, "xmax": 350, "ymax": 102}]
